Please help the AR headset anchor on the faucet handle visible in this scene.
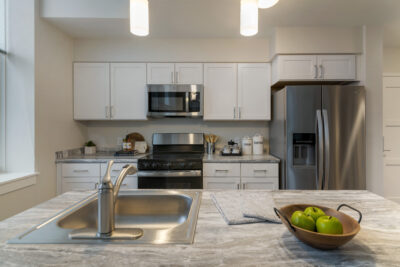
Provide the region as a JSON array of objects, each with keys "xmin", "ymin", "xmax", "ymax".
[{"xmin": 100, "ymin": 160, "xmax": 114, "ymax": 185}]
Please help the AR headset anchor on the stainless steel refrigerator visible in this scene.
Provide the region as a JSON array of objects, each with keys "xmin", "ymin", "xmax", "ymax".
[{"xmin": 269, "ymin": 85, "xmax": 366, "ymax": 190}]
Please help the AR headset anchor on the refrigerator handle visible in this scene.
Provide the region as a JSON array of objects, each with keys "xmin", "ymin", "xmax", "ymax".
[
  {"xmin": 322, "ymin": 109, "xmax": 330, "ymax": 190},
  {"xmin": 315, "ymin": 110, "xmax": 324, "ymax": 190}
]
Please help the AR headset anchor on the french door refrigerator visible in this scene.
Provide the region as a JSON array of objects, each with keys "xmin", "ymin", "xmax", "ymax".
[{"xmin": 270, "ymin": 85, "xmax": 366, "ymax": 190}]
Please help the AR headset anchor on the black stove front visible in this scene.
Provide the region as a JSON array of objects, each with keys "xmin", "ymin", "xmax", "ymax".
[{"xmin": 137, "ymin": 133, "xmax": 204, "ymax": 189}]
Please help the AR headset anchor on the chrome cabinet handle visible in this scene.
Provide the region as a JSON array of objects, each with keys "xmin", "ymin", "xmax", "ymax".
[
  {"xmin": 383, "ymin": 137, "xmax": 392, "ymax": 152},
  {"xmin": 242, "ymin": 183, "xmax": 246, "ymax": 190},
  {"xmin": 386, "ymin": 164, "xmax": 400, "ymax": 166},
  {"xmin": 73, "ymin": 170, "xmax": 89, "ymax": 173},
  {"xmin": 238, "ymin": 107, "xmax": 241, "ymax": 119},
  {"xmin": 233, "ymin": 107, "xmax": 236, "ymax": 119},
  {"xmin": 215, "ymin": 170, "xmax": 229, "ymax": 172},
  {"xmin": 319, "ymin": 65, "xmax": 324, "ymax": 79},
  {"xmin": 105, "ymin": 106, "xmax": 109, "ymax": 119},
  {"xmin": 314, "ymin": 65, "xmax": 318, "ymax": 79},
  {"xmin": 110, "ymin": 106, "xmax": 114, "ymax": 118},
  {"xmin": 236, "ymin": 184, "xmax": 240, "ymax": 190},
  {"xmin": 171, "ymin": 71, "xmax": 174, "ymax": 83},
  {"xmin": 175, "ymin": 71, "xmax": 179, "ymax": 83},
  {"xmin": 254, "ymin": 169, "xmax": 267, "ymax": 172}
]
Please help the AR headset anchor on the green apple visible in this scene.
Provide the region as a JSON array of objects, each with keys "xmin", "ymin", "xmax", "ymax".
[
  {"xmin": 316, "ymin": 216, "xmax": 343, "ymax": 234},
  {"xmin": 304, "ymin": 206, "xmax": 326, "ymax": 222},
  {"xmin": 291, "ymin": 211, "xmax": 316, "ymax": 232}
]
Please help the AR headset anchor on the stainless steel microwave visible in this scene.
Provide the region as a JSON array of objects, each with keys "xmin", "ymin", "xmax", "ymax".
[{"xmin": 147, "ymin": 84, "xmax": 204, "ymax": 117}]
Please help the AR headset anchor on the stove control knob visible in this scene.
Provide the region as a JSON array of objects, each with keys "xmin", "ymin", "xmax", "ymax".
[{"xmin": 151, "ymin": 162, "xmax": 158, "ymax": 169}]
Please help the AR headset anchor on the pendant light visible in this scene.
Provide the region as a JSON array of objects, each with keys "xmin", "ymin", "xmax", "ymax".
[
  {"xmin": 130, "ymin": 0, "xmax": 149, "ymax": 36},
  {"xmin": 240, "ymin": 0, "xmax": 258, "ymax": 37},
  {"xmin": 258, "ymin": 0, "xmax": 279, "ymax": 9}
]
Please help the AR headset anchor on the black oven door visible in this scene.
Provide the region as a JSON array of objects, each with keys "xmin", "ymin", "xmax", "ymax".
[
  {"xmin": 138, "ymin": 170, "xmax": 203, "ymax": 189},
  {"xmin": 148, "ymin": 92, "xmax": 187, "ymax": 113}
]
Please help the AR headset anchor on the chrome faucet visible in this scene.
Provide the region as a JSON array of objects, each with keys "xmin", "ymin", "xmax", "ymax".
[{"xmin": 97, "ymin": 160, "xmax": 137, "ymax": 237}]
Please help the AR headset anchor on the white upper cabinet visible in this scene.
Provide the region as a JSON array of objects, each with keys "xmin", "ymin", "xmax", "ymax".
[
  {"xmin": 74, "ymin": 63, "xmax": 110, "ymax": 120},
  {"xmin": 110, "ymin": 63, "xmax": 147, "ymax": 120},
  {"xmin": 204, "ymin": 63, "xmax": 237, "ymax": 120},
  {"xmin": 272, "ymin": 54, "xmax": 357, "ymax": 84},
  {"xmin": 147, "ymin": 63, "xmax": 203, "ymax": 84},
  {"xmin": 175, "ymin": 63, "xmax": 203, "ymax": 84},
  {"xmin": 238, "ymin": 63, "xmax": 271, "ymax": 120},
  {"xmin": 147, "ymin": 63, "xmax": 175, "ymax": 84},
  {"xmin": 275, "ymin": 55, "xmax": 317, "ymax": 81},
  {"xmin": 317, "ymin": 55, "xmax": 356, "ymax": 80}
]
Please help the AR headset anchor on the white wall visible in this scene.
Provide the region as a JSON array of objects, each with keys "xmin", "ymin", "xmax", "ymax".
[
  {"xmin": 74, "ymin": 38, "xmax": 270, "ymax": 62},
  {"xmin": 271, "ymin": 26, "xmax": 363, "ymax": 56},
  {"xmin": 0, "ymin": 0, "xmax": 86, "ymax": 221},
  {"xmin": 383, "ymin": 47, "xmax": 400, "ymax": 73},
  {"xmin": 85, "ymin": 120, "xmax": 269, "ymax": 152},
  {"xmin": 363, "ymin": 26, "xmax": 384, "ymax": 196}
]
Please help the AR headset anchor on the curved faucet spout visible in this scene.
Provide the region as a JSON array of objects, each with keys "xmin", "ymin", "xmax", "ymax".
[{"xmin": 113, "ymin": 164, "xmax": 137, "ymax": 203}]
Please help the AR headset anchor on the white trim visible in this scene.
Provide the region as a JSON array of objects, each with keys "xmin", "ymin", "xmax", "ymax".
[
  {"xmin": 0, "ymin": 172, "xmax": 38, "ymax": 195},
  {"xmin": 383, "ymin": 73, "xmax": 400, "ymax": 77}
]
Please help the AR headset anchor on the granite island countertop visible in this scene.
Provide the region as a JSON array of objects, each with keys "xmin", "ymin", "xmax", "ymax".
[{"xmin": 1, "ymin": 190, "xmax": 399, "ymax": 266}]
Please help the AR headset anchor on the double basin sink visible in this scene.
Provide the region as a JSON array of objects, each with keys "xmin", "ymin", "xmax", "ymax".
[{"xmin": 8, "ymin": 190, "xmax": 202, "ymax": 244}]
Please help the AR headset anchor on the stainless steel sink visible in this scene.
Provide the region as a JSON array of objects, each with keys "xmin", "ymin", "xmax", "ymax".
[{"xmin": 8, "ymin": 190, "xmax": 202, "ymax": 244}]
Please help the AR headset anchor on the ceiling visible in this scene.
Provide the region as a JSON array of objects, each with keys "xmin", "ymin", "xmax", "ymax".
[{"xmin": 43, "ymin": 0, "xmax": 400, "ymax": 46}]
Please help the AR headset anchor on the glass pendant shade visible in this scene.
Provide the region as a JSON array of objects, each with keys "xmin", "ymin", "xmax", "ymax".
[
  {"xmin": 258, "ymin": 0, "xmax": 279, "ymax": 9},
  {"xmin": 130, "ymin": 0, "xmax": 149, "ymax": 36},
  {"xmin": 240, "ymin": 0, "xmax": 258, "ymax": 36}
]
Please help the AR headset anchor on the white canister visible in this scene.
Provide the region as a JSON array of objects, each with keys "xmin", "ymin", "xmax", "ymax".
[
  {"xmin": 253, "ymin": 134, "xmax": 264, "ymax": 155},
  {"xmin": 242, "ymin": 136, "xmax": 253, "ymax": 155}
]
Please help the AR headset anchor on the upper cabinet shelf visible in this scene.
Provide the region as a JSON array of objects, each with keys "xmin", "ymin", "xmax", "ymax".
[{"xmin": 271, "ymin": 54, "xmax": 357, "ymax": 86}]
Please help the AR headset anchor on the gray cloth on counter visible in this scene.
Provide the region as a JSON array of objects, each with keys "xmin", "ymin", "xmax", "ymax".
[{"xmin": 211, "ymin": 191, "xmax": 282, "ymax": 225}]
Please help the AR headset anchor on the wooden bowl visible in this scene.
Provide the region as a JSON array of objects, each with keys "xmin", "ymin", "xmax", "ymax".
[{"xmin": 274, "ymin": 204, "xmax": 362, "ymax": 250}]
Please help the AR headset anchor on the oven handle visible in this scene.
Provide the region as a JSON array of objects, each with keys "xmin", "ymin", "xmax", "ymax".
[{"xmin": 138, "ymin": 170, "xmax": 202, "ymax": 177}]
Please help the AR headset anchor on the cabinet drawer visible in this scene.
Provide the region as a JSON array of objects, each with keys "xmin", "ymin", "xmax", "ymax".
[
  {"xmin": 203, "ymin": 177, "xmax": 241, "ymax": 190},
  {"xmin": 241, "ymin": 163, "xmax": 278, "ymax": 177},
  {"xmin": 203, "ymin": 163, "xmax": 241, "ymax": 177},
  {"xmin": 100, "ymin": 163, "xmax": 138, "ymax": 177},
  {"xmin": 61, "ymin": 177, "xmax": 100, "ymax": 193},
  {"xmin": 62, "ymin": 164, "xmax": 100, "ymax": 177},
  {"xmin": 241, "ymin": 177, "xmax": 279, "ymax": 190}
]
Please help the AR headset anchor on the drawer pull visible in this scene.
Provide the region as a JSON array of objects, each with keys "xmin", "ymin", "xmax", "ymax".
[
  {"xmin": 254, "ymin": 169, "xmax": 267, "ymax": 172},
  {"xmin": 215, "ymin": 170, "xmax": 229, "ymax": 172},
  {"xmin": 236, "ymin": 184, "xmax": 240, "ymax": 190},
  {"xmin": 386, "ymin": 164, "xmax": 400, "ymax": 166},
  {"xmin": 243, "ymin": 183, "xmax": 246, "ymax": 190},
  {"xmin": 73, "ymin": 170, "xmax": 89, "ymax": 173}
]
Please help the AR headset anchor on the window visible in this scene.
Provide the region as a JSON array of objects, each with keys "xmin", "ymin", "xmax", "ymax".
[{"xmin": 0, "ymin": 0, "xmax": 5, "ymax": 172}]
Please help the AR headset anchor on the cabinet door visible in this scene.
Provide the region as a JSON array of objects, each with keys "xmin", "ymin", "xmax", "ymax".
[
  {"xmin": 241, "ymin": 177, "xmax": 278, "ymax": 190},
  {"xmin": 317, "ymin": 55, "xmax": 356, "ymax": 80},
  {"xmin": 204, "ymin": 63, "xmax": 237, "ymax": 120},
  {"xmin": 238, "ymin": 63, "xmax": 271, "ymax": 120},
  {"xmin": 74, "ymin": 63, "xmax": 110, "ymax": 120},
  {"xmin": 175, "ymin": 63, "xmax": 203, "ymax": 84},
  {"xmin": 203, "ymin": 177, "xmax": 241, "ymax": 190},
  {"xmin": 110, "ymin": 63, "xmax": 147, "ymax": 120},
  {"xmin": 277, "ymin": 55, "xmax": 317, "ymax": 80},
  {"xmin": 383, "ymin": 159, "xmax": 400, "ymax": 203},
  {"xmin": 147, "ymin": 63, "xmax": 175, "ymax": 84}
]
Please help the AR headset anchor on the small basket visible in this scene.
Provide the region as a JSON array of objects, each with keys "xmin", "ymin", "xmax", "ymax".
[{"xmin": 274, "ymin": 204, "xmax": 362, "ymax": 250}]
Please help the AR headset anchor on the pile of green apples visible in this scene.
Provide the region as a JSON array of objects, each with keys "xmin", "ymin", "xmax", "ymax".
[{"xmin": 291, "ymin": 207, "xmax": 343, "ymax": 234}]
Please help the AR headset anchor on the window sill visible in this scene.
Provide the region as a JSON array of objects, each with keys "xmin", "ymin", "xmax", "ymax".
[{"xmin": 0, "ymin": 172, "xmax": 38, "ymax": 195}]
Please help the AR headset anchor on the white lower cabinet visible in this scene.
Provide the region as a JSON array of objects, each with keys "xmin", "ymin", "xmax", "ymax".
[
  {"xmin": 57, "ymin": 162, "xmax": 138, "ymax": 194},
  {"xmin": 203, "ymin": 163, "xmax": 279, "ymax": 190},
  {"xmin": 203, "ymin": 177, "xmax": 241, "ymax": 190}
]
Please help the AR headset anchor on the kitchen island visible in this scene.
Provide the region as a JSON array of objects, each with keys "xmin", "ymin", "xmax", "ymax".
[{"xmin": 1, "ymin": 190, "xmax": 399, "ymax": 266}]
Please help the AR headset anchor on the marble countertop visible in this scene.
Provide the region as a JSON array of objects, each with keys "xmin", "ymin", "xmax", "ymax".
[
  {"xmin": 1, "ymin": 190, "xmax": 399, "ymax": 266},
  {"xmin": 55, "ymin": 152, "xmax": 148, "ymax": 163},
  {"xmin": 203, "ymin": 153, "xmax": 280, "ymax": 163},
  {"xmin": 56, "ymin": 152, "xmax": 280, "ymax": 164}
]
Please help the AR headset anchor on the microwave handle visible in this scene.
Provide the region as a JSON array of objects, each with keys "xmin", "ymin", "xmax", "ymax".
[{"xmin": 185, "ymin": 92, "xmax": 190, "ymax": 112}]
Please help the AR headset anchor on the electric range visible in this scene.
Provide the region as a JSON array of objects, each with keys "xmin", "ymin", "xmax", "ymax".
[{"xmin": 137, "ymin": 133, "xmax": 204, "ymax": 189}]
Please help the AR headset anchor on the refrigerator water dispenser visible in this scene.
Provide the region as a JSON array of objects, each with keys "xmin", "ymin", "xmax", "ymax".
[{"xmin": 293, "ymin": 133, "xmax": 315, "ymax": 166}]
